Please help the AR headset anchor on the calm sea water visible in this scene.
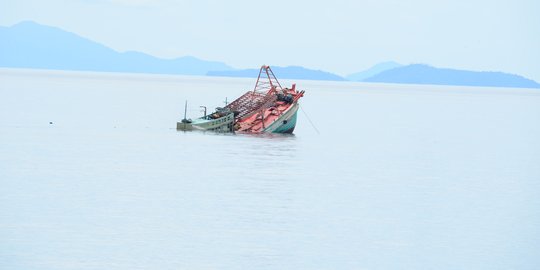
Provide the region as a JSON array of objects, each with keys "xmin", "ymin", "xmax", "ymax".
[{"xmin": 1, "ymin": 68, "xmax": 540, "ymax": 269}]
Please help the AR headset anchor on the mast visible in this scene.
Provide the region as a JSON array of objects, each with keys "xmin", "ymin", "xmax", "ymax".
[
  {"xmin": 225, "ymin": 66, "xmax": 282, "ymax": 120},
  {"xmin": 183, "ymin": 100, "xmax": 188, "ymax": 120},
  {"xmin": 253, "ymin": 65, "xmax": 283, "ymax": 94}
]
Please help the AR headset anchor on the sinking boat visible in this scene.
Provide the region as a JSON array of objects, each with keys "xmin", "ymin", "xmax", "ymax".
[
  {"xmin": 226, "ymin": 65, "xmax": 305, "ymax": 134},
  {"xmin": 177, "ymin": 65, "xmax": 304, "ymax": 134}
]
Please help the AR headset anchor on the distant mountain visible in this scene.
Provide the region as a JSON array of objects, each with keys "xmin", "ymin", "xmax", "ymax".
[
  {"xmin": 0, "ymin": 21, "xmax": 232, "ymax": 75},
  {"xmin": 364, "ymin": 64, "xmax": 540, "ymax": 89},
  {"xmin": 347, "ymin": 61, "xmax": 402, "ymax": 81},
  {"xmin": 2, "ymin": 21, "xmax": 538, "ymax": 88},
  {"xmin": 207, "ymin": 66, "xmax": 346, "ymax": 81}
]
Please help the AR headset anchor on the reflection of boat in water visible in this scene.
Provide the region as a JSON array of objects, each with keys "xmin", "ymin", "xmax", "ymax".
[
  {"xmin": 177, "ymin": 65, "xmax": 305, "ymax": 134},
  {"xmin": 227, "ymin": 65, "xmax": 305, "ymax": 134}
]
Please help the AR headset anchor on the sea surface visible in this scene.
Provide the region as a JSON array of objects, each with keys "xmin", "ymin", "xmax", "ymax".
[{"xmin": 1, "ymin": 68, "xmax": 540, "ymax": 269}]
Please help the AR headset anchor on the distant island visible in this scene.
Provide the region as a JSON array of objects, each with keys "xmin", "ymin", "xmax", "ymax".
[
  {"xmin": 363, "ymin": 64, "xmax": 540, "ymax": 89},
  {"xmin": 1, "ymin": 21, "xmax": 539, "ymax": 89},
  {"xmin": 0, "ymin": 21, "xmax": 232, "ymax": 75},
  {"xmin": 207, "ymin": 66, "xmax": 346, "ymax": 81},
  {"xmin": 346, "ymin": 61, "xmax": 402, "ymax": 81}
]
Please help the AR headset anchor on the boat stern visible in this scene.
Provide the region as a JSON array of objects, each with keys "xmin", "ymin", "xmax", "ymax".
[{"xmin": 177, "ymin": 121, "xmax": 193, "ymax": 131}]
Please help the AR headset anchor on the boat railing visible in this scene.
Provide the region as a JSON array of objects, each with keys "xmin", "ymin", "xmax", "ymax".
[{"xmin": 225, "ymin": 90, "xmax": 277, "ymax": 120}]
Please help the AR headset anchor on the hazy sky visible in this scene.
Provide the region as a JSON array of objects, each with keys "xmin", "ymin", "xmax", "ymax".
[{"xmin": 1, "ymin": 0, "xmax": 539, "ymax": 80}]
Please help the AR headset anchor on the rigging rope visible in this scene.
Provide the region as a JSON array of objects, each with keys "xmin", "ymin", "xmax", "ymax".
[{"xmin": 299, "ymin": 104, "xmax": 320, "ymax": 134}]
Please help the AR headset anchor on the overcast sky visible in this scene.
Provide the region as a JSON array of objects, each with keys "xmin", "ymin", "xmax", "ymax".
[{"xmin": 1, "ymin": 0, "xmax": 539, "ymax": 80}]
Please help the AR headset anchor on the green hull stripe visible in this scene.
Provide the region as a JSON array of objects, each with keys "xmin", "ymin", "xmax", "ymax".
[{"xmin": 272, "ymin": 111, "xmax": 298, "ymax": 133}]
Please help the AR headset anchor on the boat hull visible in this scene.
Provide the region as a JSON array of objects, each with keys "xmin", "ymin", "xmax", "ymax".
[{"xmin": 262, "ymin": 102, "xmax": 299, "ymax": 134}]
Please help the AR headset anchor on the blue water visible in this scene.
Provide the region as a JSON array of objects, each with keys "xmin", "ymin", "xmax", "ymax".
[{"xmin": 1, "ymin": 69, "xmax": 540, "ymax": 269}]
